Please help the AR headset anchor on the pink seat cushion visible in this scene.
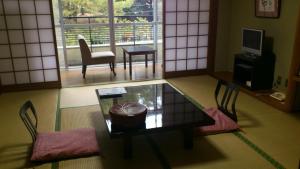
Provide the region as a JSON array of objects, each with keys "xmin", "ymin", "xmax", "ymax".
[
  {"xmin": 197, "ymin": 108, "xmax": 239, "ymax": 135},
  {"xmin": 31, "ymin": 128, "xmax": 100, "ymax": 162}
]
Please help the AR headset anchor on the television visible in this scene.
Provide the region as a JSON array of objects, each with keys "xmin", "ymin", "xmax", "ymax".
[{"xmin": 242, "ymin": 28, "xmax": 264, "ymax": 56}]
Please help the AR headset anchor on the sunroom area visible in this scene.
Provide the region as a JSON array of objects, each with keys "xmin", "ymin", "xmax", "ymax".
[{"xmin": 53, "ymin": 0, "xmax": 163, "ymax": 87}]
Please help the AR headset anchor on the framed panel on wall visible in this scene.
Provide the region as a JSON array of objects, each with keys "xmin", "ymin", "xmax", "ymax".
[
  {"xmin": 0, "ymin": 0, "xmax": 61, "ymax": 91},
  {"xmin": 163, "ymin": 0, "xmax": 217, "ymax": 78}
]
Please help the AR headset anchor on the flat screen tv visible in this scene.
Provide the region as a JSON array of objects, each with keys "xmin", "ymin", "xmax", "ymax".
[{"xmin": 242, "ymin": 28, "xmax": 264, "ymax": 56}]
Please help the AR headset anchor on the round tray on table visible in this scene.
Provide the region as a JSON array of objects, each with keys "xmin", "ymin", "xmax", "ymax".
[{"xmin": 109, "ymin": 102, "xmax": 147, "ymax": 128}]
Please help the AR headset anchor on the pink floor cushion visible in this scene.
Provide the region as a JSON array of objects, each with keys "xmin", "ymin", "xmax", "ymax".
[
  {"xmin": 31, "ymin": 128, "xmax": 100, "ymax": 162},
  {"xmin": 197, "ymin": 107, "xmax": 239, "ymax": 135}
]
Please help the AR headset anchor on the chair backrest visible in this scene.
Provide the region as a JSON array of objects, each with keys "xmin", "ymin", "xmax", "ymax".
[
  {"xmin": 78, "ymin": 35, "xmax": 92, "ymax": 64},
  {"xmin": 19, "ymin": 100, "xmax": 38, "ymax": 142},
  {"xmin": 215, "ymin": 79, "xmax": 240, "ymax": 122}
]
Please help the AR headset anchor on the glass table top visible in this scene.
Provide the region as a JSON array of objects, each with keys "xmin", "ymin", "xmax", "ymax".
[{"xmin": 96, "ymin": 83, "xmax": 215, "ymax": 137}]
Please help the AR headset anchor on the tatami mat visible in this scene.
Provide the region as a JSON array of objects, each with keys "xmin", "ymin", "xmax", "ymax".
[
  {"xmin": 2, "ymin": 75, "xmax": 300, "ymax": 169},
  {"xmin": 59, "ymin": 105, "xmax": 163, "ymax": 169},
  {"xmin": 152, "ymin": 132, "xmax": 274, "ymax": 169},
  {"xmin": 58, "ymin": 105, "xmax": 274, "ymax": 169},
  {"xmin": 0, "ymin": 89, "xmax": 59, "ymax": 169},
  {"xmin": 60, "ymin": 80, "xmax": 167, "ymax": 108}
]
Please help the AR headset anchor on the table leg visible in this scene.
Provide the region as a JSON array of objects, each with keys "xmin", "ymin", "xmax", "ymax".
[
  {"xmin": 129, "ymin": 54, "xmax": 132, "ymax": 77},
  {"xmin": 123, "ymin": 51, "xmax": 126, "ymax": 69},
  {"xmin": 123, "ymin": 135, "xmax": 132, "ymax": 159},
  {"xmin": 145, "ymin": 54, "xmax": 148, "ymax": 67},
  {"xmin": 183, "ymin": 127, "xmax": 193, "ymax": 149},
  {"xmin": 153, "ymin": 52, "xmax": 156, "ymax": 74}
]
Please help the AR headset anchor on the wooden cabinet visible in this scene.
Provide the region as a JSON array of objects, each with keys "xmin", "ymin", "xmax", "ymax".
[{"xmin": 233, "ymin": 53, "xmax": 275, "ymax": 90}]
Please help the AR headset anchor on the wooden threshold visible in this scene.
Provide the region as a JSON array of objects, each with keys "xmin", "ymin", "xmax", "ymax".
[
  {"xmin": 1, "ymin": 81, "xmax": 62, "ymax": 93},
  {"xmin": 212, "ymin": 71, "xmax": 287, "ymax": 112}
]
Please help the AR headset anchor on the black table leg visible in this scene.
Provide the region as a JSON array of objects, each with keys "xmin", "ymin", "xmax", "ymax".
[
  {"xmin": 153, "ymin": 52, "xmax": 155, "ymax": 74},
  {"xmin": 123, "ymin": 135, "xmax": 132, "ymax": 159},
  {"xmin": 183, "ymin": 127, "xmax": 193, "ymax": 149},
  {"xmin": 129, "ymin": 54, "xmax": 132, "ymax": 77},
  {"xmin": 123, "ymin": 50, "xmax": 126, "ymax": 69},
  {"xmin": 145, "ymin": 54, "xmax": 148, "ymax": 67}
]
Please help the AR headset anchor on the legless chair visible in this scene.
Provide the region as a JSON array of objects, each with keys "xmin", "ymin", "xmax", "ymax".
[
  {"xmin": 198, "ymin": 79, "xmax": 240, "ymax": 135},
  {"xmin": 19, "ymin": 101, "xmax": 100, "ymax": 162},
  {"xmin": 78, "ymin": 35, "xmax": 116, "ymax": 78},
  {"xmin": 214, "ymin": 79, "xmax": 240, "ymax": 122}
]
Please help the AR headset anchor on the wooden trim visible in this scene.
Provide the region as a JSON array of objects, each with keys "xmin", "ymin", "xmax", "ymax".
[
  {"xmin": 1, "ymin": 0, "xmax": 17, "ymax": 83},
  {"xmin": 0, "ymin": 55, "xmax": 59, "ymax": 59},
  {"xmin": 0, "ymin": 0, "xmax": 62, "ymax": 92},
  {"xmin": 196, "ymin": 0, "xmax": 201, "ymax": 69},
  {"xmin": 162, "ymin": 0, "xmax": 166, "ymax": 79},
  {"xmin": 17, "ymin": 0, "xmax": 32, "ymax": 84},
  {"xmin": 238, "ymin": 87, "xmax": 286, "ymax": 112},
  {"xmin": 1, "ymin": 81, "xmax": 61, "ymax": 92},
  {"xmin": 175, "ymin": 0, "xmax": 178, "ymax": 72},
  {"xmin": 33, "ymin": 0, "xmax": 46, "ymax": 82},
  {"xmin": 165, "ymin": 69, "xmax": 207, "ymax": 78},
  {"xmin": 285, "ymin": 4, "xmax": 300, "ymax": 112},
  {"xmin": 207, "ymin": 0, "xmax": 218, "ymax": 75},
  {"xmin": 185, "ymin": 0, "xmax": 190, "ymax": 71},
  {"xmin": 49, "ymin": 0, "xmax": 62, "ymax": 85},
  {"xmin": 0, "ymin": 79, "xmax": 2, "ymax": 95},
  {"xmin": 255, "ymin": 0, "xmax": 281, "ymax": 18}
]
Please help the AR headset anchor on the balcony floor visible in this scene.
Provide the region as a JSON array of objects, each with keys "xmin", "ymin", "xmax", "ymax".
[{"xmin": 60, "ymin": 63, "xmax": 163, "ymax": 87}]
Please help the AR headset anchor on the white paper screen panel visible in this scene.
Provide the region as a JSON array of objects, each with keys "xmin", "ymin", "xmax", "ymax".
[
  {"xmin": 15, "ymin": 71, "xmax": 30, "ymax": 84},
  {"xmin": 22, "ymin": 15, "xmax": 37, "ymax": 29},
  {"xmin": 0, "ymin": 45, "xmax": 10, "ymax": 58},
  {"xmin": 1, "ymin": 73, "xmax": 15, "ymax": 85},
  {"xmin": 0, "ymin": 31, "xmax": 8, "ymax": 43},
  {"xmin": 11, "ymin": 44, "xmax": 26, "ymax": 57},
  {"xmin": 30, "ymin": 70, "xmax": 44, "ymax": 83},
  {"xmin": 0, "ymin": 16, "xmax": 5, "ymax": 28},
  {"xmin": 164, "ymin": 0, "xmax": 210, "ymax": 73},
  {"xmin": 6, "ymin": 16, "xmax": 22, "ymax": 29},
  {"xmin": 20, "ymin": 0, "xmax": 35, "ymax": 14},
  {"xmin": 0, "ymin": 0, "xmax": 59, "ymax": 86}
]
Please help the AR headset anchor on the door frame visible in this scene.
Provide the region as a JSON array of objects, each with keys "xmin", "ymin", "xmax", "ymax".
[{"xmin": 57, "ymin": 0, "xmax": 162, "ymax": 69}]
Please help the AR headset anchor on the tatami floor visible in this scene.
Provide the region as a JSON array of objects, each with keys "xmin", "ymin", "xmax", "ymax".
[
  {"xmin": 0, "ymin": 75, "xmax": 300, "ymax": 169},
  {"xmin": 60, "ymin": 63, "xmax": 163, "ymax": 87}
]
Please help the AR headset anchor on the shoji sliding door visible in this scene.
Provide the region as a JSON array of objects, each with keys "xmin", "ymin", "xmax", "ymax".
[
  {"xmin": 163, "ymin": 0, "xmax": 217, "ymax": 77},
  {"xmin": 0, "ymin": 0, "xmax": 61, "ymax": 91}
]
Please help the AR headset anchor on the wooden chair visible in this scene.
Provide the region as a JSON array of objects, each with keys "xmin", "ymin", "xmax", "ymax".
[
  {"xmin": 214, "ymin": 79, "xmax": 240, "ymax": 122},
  {"xmin": 78, "ymin": 35, "xmax": 116, "ymax": 78},
  {"xmin": 19, "ymin": 101, "xmax": 100, "ymax": 162},
  {"xmin": 197, "ymin": 79, "xmax": 240, "ymax": 135},
  {"xmin": 19, "ymin": 101, "xmax": 38, "ymax": 142}
]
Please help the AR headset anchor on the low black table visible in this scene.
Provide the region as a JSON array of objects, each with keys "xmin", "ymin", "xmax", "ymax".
[
  {"xmin": 96, "ymin": 83, "xmax": 214, "ymax": 159},
  {"xmin": 122, "ymin": 46, "xmax": 156, "ymax": 77}
]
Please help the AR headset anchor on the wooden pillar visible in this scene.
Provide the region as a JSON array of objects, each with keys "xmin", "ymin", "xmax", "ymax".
[{"xmin": 285, "ymin": 5, "xmax": 300, "ymax": 112}]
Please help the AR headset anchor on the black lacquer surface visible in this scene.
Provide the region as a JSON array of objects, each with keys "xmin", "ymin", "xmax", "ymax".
[{"xmin": 96, "ymin": 83, "xmax": 214, "ymax": 138}]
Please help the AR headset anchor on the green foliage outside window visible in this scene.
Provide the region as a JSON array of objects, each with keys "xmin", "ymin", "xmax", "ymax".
[
  {"xmin": 57, "ymin": 0, "xmax": 158, "ymax": 46},
  {"xmin": 62, "ymin": 0, "xmax": 135, "ymax": 17}
]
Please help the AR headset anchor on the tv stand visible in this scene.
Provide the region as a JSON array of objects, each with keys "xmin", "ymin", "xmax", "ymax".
[
  {"xmin": 233, "ymin": 53, "xmax": 275, "ymax": 90},
  {"xmin": 244, "ymin": 52, "xmax": 258, "ymax": 58}
]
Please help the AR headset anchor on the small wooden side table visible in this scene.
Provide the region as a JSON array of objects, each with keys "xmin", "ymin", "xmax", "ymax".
[{"xmin": 122, "ymin": 46, "xmax": 156, "ymax": 77}]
